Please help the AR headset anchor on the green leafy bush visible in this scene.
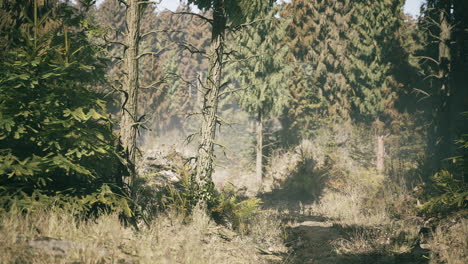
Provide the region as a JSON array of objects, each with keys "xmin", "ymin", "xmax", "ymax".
[
  {"xmin": 160, "ymin": 172, "xmax": 261, "ymax": 233},
  {"xmin": 211, "ymin": 190, "xmax": 262, "ymax": 233}
]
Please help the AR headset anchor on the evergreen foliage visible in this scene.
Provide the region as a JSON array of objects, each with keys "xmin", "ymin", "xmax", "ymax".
[
  {"xmin": 0, "ymin": 0, "xmax": 128, "ymax": 213},
  {"xmin": 227, "ymin": 7, "xmax": 290, "ymax": 122},
  {"xmin": 345, "ymin": 0, "xmax": 405, "ymax": 125},
  {"xmin": 280, "ymin": 0, "xmax": 353, "ymax": 142},
  {"xmin": 419, "ymin": 0, "xmax": 468, "ymax": 171}
]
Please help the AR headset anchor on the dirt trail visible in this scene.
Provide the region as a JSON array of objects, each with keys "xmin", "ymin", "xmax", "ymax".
[
  {"xmin": 259, "ymin": 200, "xmax": 430, "ymax": 264},
  {"xmin": 285, "ymin": 215, "xmax": 345, "ymax": 264}
]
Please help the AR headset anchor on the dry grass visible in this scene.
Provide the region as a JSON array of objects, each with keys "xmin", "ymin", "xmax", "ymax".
[
  {"xmin": 311, "ymin": 167, "xmax": 390, "ymax": 226},
  {"xmin": 309, "ymin": 166, "xmax": 425, "ymax": 260},
  {"xmin": 0, "ymin": 204, "xmax": 285, "ymax": 264},
  {"xmin": 428, "ymin": 219, "xmax": 468, "ymax": 264},
  {"xmin": 310, "ymin": 168, "xmax": 468, "ymax": 263},
  {"xmin": 247, "ymin": 210, "xmax": 288, "ymax": 252}
]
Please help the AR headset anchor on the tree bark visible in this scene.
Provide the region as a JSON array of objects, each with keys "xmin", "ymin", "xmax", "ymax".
[
  {"xmin": 120, "ymin": 0, "xmax": 141, "ymax": 187},
  {"xmin": 430, "ymin": 8, "xmax": 452, "ymax": 170},
  {"xmin": 255, "ymin": 113, "xmax": 263, "ymax": 188},
  {"xmin": 195, "ymin": 3, "xmax": 226, "ymax": 188},
  {"xmin": 376, "ymin": 134, "xmax": 385, "ymax": 173}
]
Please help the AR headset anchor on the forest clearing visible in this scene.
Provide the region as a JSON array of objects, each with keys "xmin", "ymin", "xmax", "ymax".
[{"xmin": 0, "ymin": 0, "xmax": 467, "ymax": 263}]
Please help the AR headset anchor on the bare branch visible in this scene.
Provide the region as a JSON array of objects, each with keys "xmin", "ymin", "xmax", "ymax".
[
  {"xmin": 141, "ymin": 79, "xmax": 166, "ymax": 89},
  {"xmin": 137, "ymin": 48, "xmax": 168, "ymax": 60},
  {"xmin": 117, "ymin": 0, "xmax": 129, "ymax": 8},
  {"xmin": 215, "ymin": 115, "xmax": 232, "ymax": 127},
  {"xmin": 140, "ymin": 29, "xmax": 181, "ymax": 39},
  {"xmin": 185, "ymin": 132, "xmax": 200, "ymax": 144},
  {"xmin": 179, "ymin": 41, "xmax": 207, "ymax": 57},
  {"xmin": 103, "ymin": 33, "xmax": 127, "ymax": 48},
  {"xmin": 138, "ymin": 0, "xmax": 161, "ymax": 5},
  {"xmin": 171, "ymin": 11, "xmax": 213, "ymax": 25},
  {"xmin": 423, "ymin": 74, "xmax": 441, "ymax": 80}
]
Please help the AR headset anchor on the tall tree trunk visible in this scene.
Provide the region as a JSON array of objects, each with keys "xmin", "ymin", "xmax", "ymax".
[
  {"xmin": 120, "ymin": 0, "xmax": 141, "ymax": 187},
  {"xmin": 431, "ymin": 8, "xmax": 452, "ymax": 169},
  {"xmin": 195, "ymin": 3, "xmax": 226, "ymax": 188},
  {"xmin": 376, "ymin": 134, "xmax": 385, "ymax": 173},
  {"xmin": 255, "ymin": 113, "xmax": 263, "ymax": 189}
]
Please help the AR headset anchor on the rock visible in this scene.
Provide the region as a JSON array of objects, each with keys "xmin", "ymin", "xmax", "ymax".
[
  {"xmin": 137, "ymin": 149, "xmax": 171, "ymax": 174},
  {"xmin": 137, "ymin": 147, "xmax": 191, "ymax": 190}
]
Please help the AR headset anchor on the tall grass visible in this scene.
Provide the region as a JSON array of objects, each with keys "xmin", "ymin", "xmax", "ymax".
[
  {"xmin": 0, "ymin": 204, "xmax": 284, "ymax": 264},
  {"xmin": 429, "ymin": 219, "xmax": 468, "ymax": 264}
]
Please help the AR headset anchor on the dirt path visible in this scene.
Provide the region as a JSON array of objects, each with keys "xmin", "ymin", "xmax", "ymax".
[
  {"xmin": 284, "ymin": 213, "xmax": 429, "ymax": 264},
  {"xmin": 285, "ymin": 215, "xmax": 345, "ymax": 264},
  {"xmin": 259, "ymin": 199, "xmax": 430, "ymax": 264}
]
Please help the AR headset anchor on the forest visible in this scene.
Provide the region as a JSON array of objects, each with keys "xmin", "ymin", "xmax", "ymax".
[{"xmin": 0, "ymin": 0, "xmax": 467, "ymax": 263}]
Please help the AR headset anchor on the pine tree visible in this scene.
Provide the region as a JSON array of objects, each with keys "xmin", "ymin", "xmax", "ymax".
[
  {"xmin": 0, "ymin": 0, "xmax": 123, "ymax": 197},
  {"xmin": 186, "ymin": 0, "xmax": 273, "ymax": 193},
  {"xmin": 280, "ymin": 0, "xmax": 353, "ymax": 143},
  {"xmin": 226, "ymin": 6, "xmax": 290, "ymax": 186},
  {"xmin": 420, "ymin": 0, "xmax": 468, "ymax": 171}
]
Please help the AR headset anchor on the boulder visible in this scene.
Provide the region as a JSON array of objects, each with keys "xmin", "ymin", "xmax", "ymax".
[{"xmin": 137, "ymin": 147, "xmax": 191, "ymax": 190}]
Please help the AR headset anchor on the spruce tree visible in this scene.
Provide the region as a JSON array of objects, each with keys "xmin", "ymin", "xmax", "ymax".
[
  {"xmin": 281, "ymin": 0, "xmax": 353, "ymax": 143},
  {"xmin": 96, "ymin": 0, "xmax": 160, "ymax": 190},
  {"xmin": 420, "ymin": 0, "xmax": 468, "ymax": 171},
  {"xmin": 226, "ymin": 6, "xmax": 290, "ymax": 186},
  {"xmin": 185, "ymin": 0, "xmax": 273, "ymax": 193},
  {"xmin": 282, "ymin": 0, "xmax": 411, "ymax": 172},
  {"xmin": 0, "ymin": 0, "xmax": 123, "ymax": 197},
  {"xmin": 345, "ymin": 0, "xmax": 406, "ymax": 172}
]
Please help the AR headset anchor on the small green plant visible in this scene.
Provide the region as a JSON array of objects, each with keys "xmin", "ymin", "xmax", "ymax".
[
  {"xmin": 421, "ymin": 170, "xmax": 468, "ymax": 215},
  {"xmin": 162, "ymin": 175, "xmax": 262, "ymax": 233},
  {"xmin": 421, "ymin": 120, "xmax": 468, "ymax": 216},
  {"xmin": 211, "ymin": 192, "xmax": 262, "ymax": 233},
  {"xmin": 0, "ymin": 185, "xmax": 132, "ymax": 217}
]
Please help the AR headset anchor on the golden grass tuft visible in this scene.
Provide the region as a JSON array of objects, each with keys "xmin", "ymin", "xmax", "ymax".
[{"xmin": 428, "ymin": 219, "xmax": 468, "ymax": 264}]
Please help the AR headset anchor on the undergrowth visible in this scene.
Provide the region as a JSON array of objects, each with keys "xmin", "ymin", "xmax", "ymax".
[{"xmin": 0, "ymin": 203, "xmax": 284, "ymax": 264}]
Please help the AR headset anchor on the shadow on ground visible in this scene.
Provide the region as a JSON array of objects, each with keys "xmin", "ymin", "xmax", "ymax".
[{"xmin": 284, "ymin": 216, "xmax": 430, "ymax": 264}]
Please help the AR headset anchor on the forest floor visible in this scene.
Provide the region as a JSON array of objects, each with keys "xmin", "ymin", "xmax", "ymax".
[
  {"xmin": 261, "ymin": 200, "xmax": 431, "ymax": 264},
  {"xmin": 285, "ymin": 214, "xmax": 428, "ymax": 264}
]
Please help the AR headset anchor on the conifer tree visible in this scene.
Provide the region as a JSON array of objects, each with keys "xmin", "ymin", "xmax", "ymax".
[
  {"xmin": 97, "ymin": 0, "xmax": 160, "ymax": 189},
  {"xmin": 281, "ymin": 0, "xmax": 352, "ymax": 142},
  {"xmin": 226, "ymin": 6, "xmax": 290, "ymax": 185},
  {"xmin": 345, "ymin": 0, "xmax": 406, "ymax": 172},
  {"xmin": 282, "ymin": 0, "xmax": 410, "ymax": 172},
  {"xmin": 420, "ymin": 0, "xmax": 468, "ymax": 171},
  {"xmin": 186, "ymin": 0, "xmax": 273, "ymax": 192},
  {"xmin": 0, "ymin": 0, "xmax": 123, "ymax": 196}
]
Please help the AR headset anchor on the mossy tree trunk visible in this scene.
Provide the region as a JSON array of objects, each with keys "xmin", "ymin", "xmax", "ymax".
[
  {"xmin": 120, "ymin": 0, "xmax": 142, "ymax": 188},
  {"xmin": 430, "ymin": 8, "xmax": 452, "ymax": 169},
  {"xmin": 195, "ymin": 2, "xmax": 226, "ymax": 189}
]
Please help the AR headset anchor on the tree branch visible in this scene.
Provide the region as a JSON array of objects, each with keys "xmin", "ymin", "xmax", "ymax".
[
  {"xmin": 137, "ymin": 48, "xmax": 168, "ymax": 60},
  {"xmin": 171, "ymin": 11, "xmax": 213, "ymax": 25},
  {"xmin": 140, "ymin": 29, "xmax": 181, "ymax": 39}
]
